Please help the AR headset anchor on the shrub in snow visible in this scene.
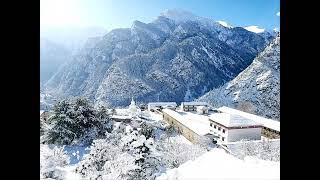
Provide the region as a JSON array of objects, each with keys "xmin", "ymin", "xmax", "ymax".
[
  {"xmin": 157, "ymin": 139, "xmax": 206, "ymax": 169},
  {"xmin": 40, "ymin": 145, "xmax": 70, "ymax": 179},
  {"xmin": 195, "ymin": 136, "xmax": 215, "ymax": 150},
  {"xmin": 43, "ymin": 98, "xmax": 113, "ymax": 145},
  {"xmin": 231, "ymin": 139, "xmax": 280, "ymax": 161},
  {"xmin": 75, "ymin": 137, "xmax": 122, "ymax": 178},
  {"xmin": 102, "ymin": 152, "xmax": 139, "ymax": 180},
  {"xmin": 139, "ymin": 122, "xmax": 155, "ymax": 139},
  {"xmin": 164, "ymin": 124, "xmax": 177, "ymax": 137}
]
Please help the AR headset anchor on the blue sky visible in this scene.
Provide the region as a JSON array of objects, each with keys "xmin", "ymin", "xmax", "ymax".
[{"xmin": 41, "ymin": 0, "xmax": 280, "ymax": 31}]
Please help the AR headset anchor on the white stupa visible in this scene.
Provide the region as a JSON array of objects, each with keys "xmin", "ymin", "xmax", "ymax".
[{"xmin": 128, "ymin": 97, "xmax": 140, "ymax": 117}]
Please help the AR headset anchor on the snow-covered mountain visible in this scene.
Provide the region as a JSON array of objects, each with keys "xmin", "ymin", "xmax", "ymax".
[
  {"xmin": 198, "ymin": 33, "xmax": 280, "ymax": 120},
  {"xmin": 44, "ymin": 10, "xmax": 274, "ymax": 107}
]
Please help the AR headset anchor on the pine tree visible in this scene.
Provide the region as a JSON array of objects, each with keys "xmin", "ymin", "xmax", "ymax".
[{"xmin": 44, "ymin": 98, "xmax": 113, "ymax": 145}]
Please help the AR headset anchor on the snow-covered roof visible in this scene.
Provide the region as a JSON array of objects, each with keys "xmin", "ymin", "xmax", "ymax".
[
  {"xmin": 148, "ymin": 102, "xmax": 177, "ymax": 107},
  {"xmin": 197, "ymin": 106, "xmax": 208, "ymax": 110},
  {"xmin": 217, "ymin": 106, "xmax": 280, "ymax": 132},
  {"xmin": 162, "ymin": 109, "xmax": 211, "ymax": 136},
  {"xmin": 182, "ymin": 102, "xmax": 209, "ymax": 106},
  {"xmin": 209, "ymin": 112, "xmax": 262, "ymax": 128}
]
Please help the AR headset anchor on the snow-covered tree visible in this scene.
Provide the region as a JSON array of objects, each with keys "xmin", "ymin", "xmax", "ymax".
[
  {"xmin": 75, "ymin": 137, "xmax": 123, "ymax": 178},
  {"xmin": 40, "ymin": 145, "xmax": 70, "ymax": 179},
  {"xmin": 43, "ymin": 98, "xmax": 112, "ymax": 145},
  {"xmin": 122, "ymin": 132, "xmax": 163, "ymax": 180},
  {"xmin": 76, "ymin": 124, "xmax": 164, "ymax": 180},
  {"xmin": 139, "ymin": 121, "xmax": 155, "ymax": 139}
]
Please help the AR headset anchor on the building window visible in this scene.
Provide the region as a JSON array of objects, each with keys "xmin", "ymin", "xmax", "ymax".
[
  {"xmin": 210, "ymin": 123, "xmax": 213, "ymax": 127},
  {"xmin": 222, "ymin": 137, "xmax": 225, "ymax": 141},
  {"xmin": 218, "ymin": 127, "xmax": 221, "ymax": 131},
  {"xmin": 214, "ymin": 125, "xmax": 217, "ymax": 129},
  {"xmin": 222, "ymin": 129, "xmax": 225, "ymax": 133}
]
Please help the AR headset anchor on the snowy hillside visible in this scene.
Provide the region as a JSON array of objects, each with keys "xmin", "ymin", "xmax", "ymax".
[
  {"xmin": 40, "ymin": 89, "xmax": 58, "ymax": 110},
  {"xmin": 198, "ymin": 33, "xmax": 280, "ymax": 120},
  {"xmin": 156, "ymin": 148, "xmax": 280, "ymax": 180},
  {"xmin": 44, "ymin": 9, "xmax": 274, "ymax": 107}
]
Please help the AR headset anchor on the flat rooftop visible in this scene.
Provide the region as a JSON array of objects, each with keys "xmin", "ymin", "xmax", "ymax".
[
  {"xmin": 181, "ymin": 102, "xmax": 209, "ymax": 106},
  {"xmin": 209, "ymin": 112, "xmax": 262, "ymax": 128},
  {"xmin": 148, "ymin": 102, "xmax": 177, "ymax": 106},
  {"xmin": 217, "ymin": 106, "xmax": 280, "ymax": 132},
  {"xmin": 162, "ymin": 109, "xmax": 211, "ymax": 136}
]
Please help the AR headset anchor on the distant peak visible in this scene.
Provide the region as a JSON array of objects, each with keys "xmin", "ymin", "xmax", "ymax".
[
  {"xmin": 160, "ymin": 9, "xmax": 198, "ymax": 22},
  {"xmin": 273, "ymin": 27, "xmax": 280, "ymax": 32},
  {"xmin": 217, "ymin": 21, "xmax": 233, "ymax": 28},
  {"xmin": 244, "ymin": 26, "xmax": 265, "ymax": 33}
]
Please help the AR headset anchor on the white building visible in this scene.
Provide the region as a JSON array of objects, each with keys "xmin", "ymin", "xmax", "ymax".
[
  {"xmin": 147, "ymin": 102, "xmax": 177, "ymax": 111},
  {"xmin": 217, "ymin": 106, "xmax": 280, "ymax": 139},
  {"xmin": 196, "ymin": 106, "xmax": 209, "ymax": 115},
  {"xmin": 180, "ymin": 102, "xmax": 209, "ymax": 112},
  {"xmin": 162, "ymin": 108, "xmax": 211, "ymax": 143},
  {"xmin": 208, "ymin": 112, "xmax": 263, "ymax": 143}
]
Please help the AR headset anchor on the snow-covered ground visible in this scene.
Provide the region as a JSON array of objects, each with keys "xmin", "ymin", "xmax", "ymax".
[
  {"xmin": 148, "ymin": 111, "xmax": 163, "ymax": 121},
  {"xmin": 156, "ymin": 148, "xmax": 280, "ymax": 180},
  {"xmin": 114, "ymin": 108, "xmax": 130, "ymax": 115},
  {"xmin": 63, "ymin": 146, "xmax": 90, "ymax": 164},
  {"xmin": 167, "ymin": 135, "xmax": 193, "ymax": 145}
]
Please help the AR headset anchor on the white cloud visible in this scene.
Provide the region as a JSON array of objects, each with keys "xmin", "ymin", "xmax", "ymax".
[
  {"xmin": 276, "ymin": 12, "xmax": 280, "ymax": 16},
  {"xmin": 244, "ymin": 26, "xmax": 265, "ymax": 33},
  {"xmin": 217, "ymin": 20, "xmax": 233, "ymax": 28}
]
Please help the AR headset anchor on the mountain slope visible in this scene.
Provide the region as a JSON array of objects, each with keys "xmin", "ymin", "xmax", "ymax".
[
  {"xmin": 198, "ymin": 33, "xmax": 280, "ymax": 120},
  {"xmin": 45, "ymin": 10, "xmax": 274, "ymax": 107}
]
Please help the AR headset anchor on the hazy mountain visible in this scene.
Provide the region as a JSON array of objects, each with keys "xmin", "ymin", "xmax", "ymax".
[
  {"xmin": 40, "ymin": 38, "xmax": 72, "ymax": 83},
  {"xmin": 44, "ymin": 10, "xmax": 274, "ymax": 107},
  {"xmin": 40, "ymin": 26, "xmax": 107, "ymax": 54},
  {"xmin": 198, "ymin": 33, "xmax": 280, "ymax": 120}
]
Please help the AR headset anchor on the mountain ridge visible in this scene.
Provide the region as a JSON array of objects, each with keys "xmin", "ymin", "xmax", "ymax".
[
  {"xmin": 198, "ymin": 33, "xmax": 280, "ymax": 120},
  {"xmin": 44, "ymin": 10, "xmax": 274, "ymax": 108}
]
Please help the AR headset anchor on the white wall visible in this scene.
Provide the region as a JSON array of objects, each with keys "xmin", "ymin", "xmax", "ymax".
[
  {"xmin": 209, "ymin": 123, "xmax": 228, "ymax": 142},
  {"xmin": 227, "ymin": 128, "xmax": 261, "ymax": 142}
]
